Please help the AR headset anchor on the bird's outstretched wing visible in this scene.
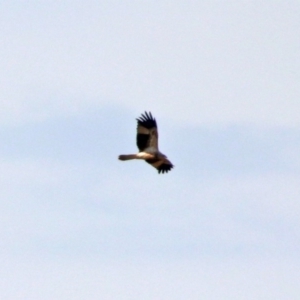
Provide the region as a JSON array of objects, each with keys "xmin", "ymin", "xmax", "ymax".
[
  {"xmin": 136, "ymin": 111, "xmax": 158, "ymax": 151},
  {"xmin": 145, "ymin": 157, "xmax": 174, "ymax": 174}
]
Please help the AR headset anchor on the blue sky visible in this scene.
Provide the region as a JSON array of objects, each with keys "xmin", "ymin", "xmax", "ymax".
[{"xmin": 0, "ymin": 1, "xmax": 300, "ymax": 299}]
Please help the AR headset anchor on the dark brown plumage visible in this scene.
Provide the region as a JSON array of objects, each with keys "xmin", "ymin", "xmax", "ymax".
[{"xmin": 118, "ymin": 111, "xmax": 174, "ymax": 174}]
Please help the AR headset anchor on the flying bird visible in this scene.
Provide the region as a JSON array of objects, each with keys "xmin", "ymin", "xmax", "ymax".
[{"xmin": 118, "ymin": 111, "xmax": 174, "ymax": 174}]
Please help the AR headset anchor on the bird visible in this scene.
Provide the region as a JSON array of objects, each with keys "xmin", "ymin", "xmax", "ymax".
[{"xmin": 118, "ymin": 111, "xmax": 174, "ymax": 174}]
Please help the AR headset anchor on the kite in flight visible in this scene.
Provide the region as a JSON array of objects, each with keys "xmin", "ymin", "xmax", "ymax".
[{"xmin": 118, "ymin": 111, "xmax": 174, "ymax": 174}]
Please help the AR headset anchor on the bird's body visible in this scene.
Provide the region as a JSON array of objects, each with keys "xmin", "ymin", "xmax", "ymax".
[{"xmin": 118, "ymin": 111, "xmax": 174, "ymax": 174}]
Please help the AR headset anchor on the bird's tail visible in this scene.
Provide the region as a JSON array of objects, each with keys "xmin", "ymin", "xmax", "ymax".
[{"xmin": 118, "ymin": 154, "xmax": 137, "ymax": 161}]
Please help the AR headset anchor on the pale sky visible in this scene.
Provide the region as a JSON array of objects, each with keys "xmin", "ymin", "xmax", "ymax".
[{"xmin": 0, "ymin": 1, "xmax": 300, "ymax": 299}]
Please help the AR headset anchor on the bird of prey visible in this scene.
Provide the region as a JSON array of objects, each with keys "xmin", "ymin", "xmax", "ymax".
[{"xmin": 118, "ymin": 111, "xmax": 174, "ymax": 174}]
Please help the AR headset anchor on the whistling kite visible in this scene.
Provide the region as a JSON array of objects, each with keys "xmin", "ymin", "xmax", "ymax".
[{"xmin": 118, "ymin": 112, "xmax": 174, "ymax": 174}]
